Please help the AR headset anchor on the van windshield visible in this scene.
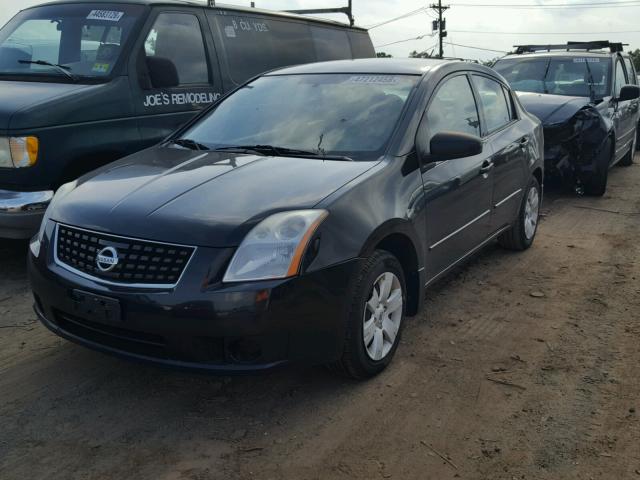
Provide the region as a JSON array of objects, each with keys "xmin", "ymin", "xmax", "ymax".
[
  {"xmin": 0, "ymin": 3, "xmax": 143, "ymax": 81},
  {"xmin": 494, "ymin": 56, "xmax": 612, "ymax": 98},
  {"xmin": 182, "ymin": 74, "xmax": 419, "ymax": 160}
]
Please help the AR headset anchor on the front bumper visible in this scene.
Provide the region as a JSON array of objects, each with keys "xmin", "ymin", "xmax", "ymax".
[
  {"xmin": 29, "ymin": 223, "xmax": 361, "ymax": 373},
  {"xmin": 0, "ymin": 189, "xmax": 53, "ymax": 239}
]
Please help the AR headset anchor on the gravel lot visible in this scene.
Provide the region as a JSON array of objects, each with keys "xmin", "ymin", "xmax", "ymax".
[{"xmin": 1, "ymin": 155, "xmax": 639, "ymax": 480}]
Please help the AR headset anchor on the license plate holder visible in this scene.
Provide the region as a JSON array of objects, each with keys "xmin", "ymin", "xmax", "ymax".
[{"xmin": 70, "ymin": 290, "xmax": 121, "ymax": 324}]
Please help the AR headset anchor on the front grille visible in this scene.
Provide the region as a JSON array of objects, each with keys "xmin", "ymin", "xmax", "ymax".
[{"xmin": 55, "ymin": 224, "xmax": 195, "ymax": 286}]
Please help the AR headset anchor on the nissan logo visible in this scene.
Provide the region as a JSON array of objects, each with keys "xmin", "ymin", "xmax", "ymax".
[{"xmin": 96, "ymin": 246, "xmax": 119, "ymax": 272}]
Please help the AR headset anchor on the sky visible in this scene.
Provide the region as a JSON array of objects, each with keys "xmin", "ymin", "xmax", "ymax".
[{"xmin": 1, "ymin": 0, "xmax": 639, "ymax": 61}]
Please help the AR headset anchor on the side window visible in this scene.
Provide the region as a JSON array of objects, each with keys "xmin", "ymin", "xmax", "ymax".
[
  {"xmin": 624, "ymin": 57, "xmax": 636, "ymax": 85},
  {"xmin": 144, "ymin": 13, "xmax": 208, "ymax": 85},
  {"xmin": 348, "ymin": 31, "xmax": 375, "ymax": 59},
  {"xmin": 473, "ymin": 75, "xmax": 512, "ymax": 133},
  {"xmin": 311, "ymin": 27, "xmax": 351, "ymax": 61},
  {"xmin": 614, "ymin": 60, "xmax": 627, "ymax": 97},
  {"xmin": 425, "ymin": 75, "xmax": 480, "ymax": 143},
  {"xmin": 211, "ymin": 13, "xmax": 314, "ymax": 85}
]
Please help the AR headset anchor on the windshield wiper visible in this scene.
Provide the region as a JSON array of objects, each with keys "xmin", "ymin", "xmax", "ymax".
[
  {"xmin": 213, "ymin": 144, "xmax": 353, "ymax": 161},
  {"xmin": 18, "ymin": 60, "xmax": 78, "ymax": 81},
  {"xmin": 170, "ymin": 138, "xmax": 210, "ymax": 151}
]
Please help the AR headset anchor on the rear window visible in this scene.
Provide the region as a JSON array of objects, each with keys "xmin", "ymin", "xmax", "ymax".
[
  {"xmin": 210, "ymin": 13, "xmax": 315, "ymax": 85},
  {"xmin": 349, "ymin": 31, "xmax": 375, "ymax": 58}
]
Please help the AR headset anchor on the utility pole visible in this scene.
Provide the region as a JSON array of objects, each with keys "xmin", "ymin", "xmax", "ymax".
[{"xmin": 430, "ymin": 0, "xmax": 449, "ymax": 58}]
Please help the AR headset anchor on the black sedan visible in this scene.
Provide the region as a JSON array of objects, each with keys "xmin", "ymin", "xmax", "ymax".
[{"xmin": 29, "ymin": 59, "xmax": 543, "ymax": 378}]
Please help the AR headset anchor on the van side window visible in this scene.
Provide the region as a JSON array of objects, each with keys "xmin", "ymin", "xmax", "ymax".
[
  {"xmin": 348, "ymin": 32, "xmax": 375, "ymax": 58},
  {"xmin": 311, "ymin": 27, "xmax": 351, "ymax": 61},
  {"xmin": 623, "ymin": 57, "xmax": 637, "ymax": 85},
  {"xmin": 473, "ymin": 75, "xmax": 512, "ymax": 134},
  {"xmin": 144, "ymin": 13, "xmax": 208, "ymax": 85},
  {"xmin": 614, "ymin": 60, "xmax": 627, "ymax": 97},
  {"xmin": 211, "ymin": 14, "xmax": 314, "ymax": 85},
  {"xmin": 424, "ymin": 75, "xmax": 480, "ymax": 143}
]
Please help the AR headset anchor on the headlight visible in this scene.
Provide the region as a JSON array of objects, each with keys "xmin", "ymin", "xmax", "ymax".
[
  {"xmin": 0, "ymin": 136, "xmax": 39, "ymax": 168},
  {"xmin": 223, "ymin": 210, "xmax": 328, "ymax": 282},
  {"xmin": 29, "ymin": 180, "xmax": 77, "ymax": 257}
]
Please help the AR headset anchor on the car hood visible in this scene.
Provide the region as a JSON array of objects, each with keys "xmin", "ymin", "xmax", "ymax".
[
  {"xmin": 0, "ymin": 81, "xmax": 93, "ymax": 130},
  {"xmin": 51, "ymin": 147, "xmax": 378, "ymax": 247},
  {"xmin": 516, "ymin": 91, "xmax": 592, "ymax": 125}
]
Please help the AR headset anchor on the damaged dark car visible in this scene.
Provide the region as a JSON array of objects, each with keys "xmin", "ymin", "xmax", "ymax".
[{"xmin": 494, "ymin": 41, "xmax": 640, "ymax": 196}]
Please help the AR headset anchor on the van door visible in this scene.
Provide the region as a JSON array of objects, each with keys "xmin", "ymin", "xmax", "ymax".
[{"xmin": 129, "ymin": 7, "xmax": 222, "ymax": 147}]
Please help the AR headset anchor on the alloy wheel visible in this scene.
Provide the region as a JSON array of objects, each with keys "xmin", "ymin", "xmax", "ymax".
[
  {"xmin": 363, "ymin": 272, "xmax": 403, "ymax": 361},
  {"xmin": 524, "ymin": 186, "xmax": 540, "ymax": 240}
]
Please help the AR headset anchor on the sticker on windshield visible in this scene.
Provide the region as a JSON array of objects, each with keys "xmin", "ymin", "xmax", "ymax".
[
  {"xmin": 573, "ymin": 58, "xmax": 601, "ymax": 63},
  {"xmin": 92, "ymin": 63, "xmax": 110, "ymax": 73},
  {"xmin": 348, "ymin": 75, "xmax": 399, "ymax": 85},
  {"xmin": 87, "ymin": 10, "xmax": 124, "ymax": 22}
]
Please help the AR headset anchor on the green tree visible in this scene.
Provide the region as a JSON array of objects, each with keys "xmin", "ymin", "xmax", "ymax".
[
  {"xmin": 629, "ymin": 49, "xmax": 640, "ymax": 72},
  {"xmin": 376, "ymin": 51, "xmax": 393, "ymax": 58},
  {"xmin": 409, "ymin": 49, "xmax": 434, "ymax": 59}
]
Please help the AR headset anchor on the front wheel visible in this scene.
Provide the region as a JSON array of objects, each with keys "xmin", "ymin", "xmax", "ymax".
[
  {"xmin": 584, "ymin": 137, "xmax": 613, "ymax": 196},
  {"xmin": 498, "ymin": 176, "xmax": 541, "ymax": 251},
  {"xmin": 330, "ymin": 250, "xmax": 406, "ymax": 379}
]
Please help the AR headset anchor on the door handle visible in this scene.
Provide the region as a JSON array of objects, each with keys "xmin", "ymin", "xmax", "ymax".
[
  {"xmin": 479, "ymin": 160, "xmax": 494, "ymax": 175},
  {"xmin": 519, "ymin": 137, "xmax": 530, "ymax": 149}
]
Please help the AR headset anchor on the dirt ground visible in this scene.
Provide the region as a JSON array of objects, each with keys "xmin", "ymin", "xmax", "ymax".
[{"xmin": 1, "ymin": 156, "xmax": 639, "ymax": 480}]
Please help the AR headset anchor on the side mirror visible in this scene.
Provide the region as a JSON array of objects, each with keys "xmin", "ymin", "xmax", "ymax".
[
  {"xmin": 146, "ymin": 56, "xmax": 179, "ymax": 89},
  {"xmin": 428, "ymin": 131, "xmax": 483, "ymax": 161},
  {"xmin": 619, "ymin": 85, "xmax": 640, "ymax": 102}
]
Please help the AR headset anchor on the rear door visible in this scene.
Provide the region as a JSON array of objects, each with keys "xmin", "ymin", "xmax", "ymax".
[
  {"xmin": 612, "ymin": 56, "xmax": 635, "ymax": 162},
  {"xmin": 419, "ymin": 73, "xmax": 494, "ymax": 282},
  {"xmin": 471, "ymin": 74, "xmax": 528, "ymax": 231},
  {"xmin": 129, "ymin": 7, "xmax": 222, "ymax": 146}
]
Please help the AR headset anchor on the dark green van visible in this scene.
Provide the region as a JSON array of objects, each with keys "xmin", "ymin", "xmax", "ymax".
[{"xmin": 0, "ymin": 0, "xmax": 374, "ymax": 238}]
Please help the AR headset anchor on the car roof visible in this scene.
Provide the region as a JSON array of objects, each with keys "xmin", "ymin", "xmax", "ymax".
[
  {"xmin": 29, "ymin": 0, "xmax": 368, "ymax": 31},
  {"xmin": 267, "ymin": 58, "xmax": 457, "ymax": 76}
]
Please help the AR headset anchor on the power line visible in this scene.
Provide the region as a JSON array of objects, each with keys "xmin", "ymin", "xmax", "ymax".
[
  {"xmin": 443, "ymin": 41, "xmax": 509, "ymax": 53},
  {"xmin": 374, "ymin": 33, "xmax": 434, "ymax": 48},
  {"xmin": 365, "ymin": 8, "xmax": 427, "ymax": 29},
  {"xmin": 450, "ymin": 0, "xmax": 640, "ymax": 8},
  {"xmin": 450, "ymin": 29, "xmax": 640, "ymax": 34}
]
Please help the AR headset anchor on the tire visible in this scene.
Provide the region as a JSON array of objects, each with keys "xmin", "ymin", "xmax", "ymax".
[
  {"xmin": 498, "ymin": 176, "xmax": 541, "ymax": 251},
  {"xmin": 330, "ymin": 250, "xmax": 406, "ymax": 379},
  {"xmin": 619, "ymin": 127, "xmax": 637, "ymax": 167},
  {"xmin": 584, "ymin": 137, "xmax": 613, "ymax": 196}
]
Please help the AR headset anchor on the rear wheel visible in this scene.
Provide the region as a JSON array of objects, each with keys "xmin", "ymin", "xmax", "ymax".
[
  {"xmin": 619, "ymin": 127, "xmax": 637, "ymax": 166},
  {"xmin": 584, "ymin": 137, "xmax": 613, "ymax": 196},
  {"xmin": 330, "ymin": 250, "xmax": 406, "ymax": 379},
  {"xmin": 498, "ymin": 176, "xmax": 541, "ymax": 251}
]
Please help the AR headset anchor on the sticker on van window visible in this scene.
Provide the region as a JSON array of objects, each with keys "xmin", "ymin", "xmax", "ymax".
[
  {"xmin": 87, "ymin": 10, "xmax": 124, "ymax": 22},
  {"xmin": 348, "ymin": 75, "xmax": 399, "ymax": 85},
  {"xmin": 224, "ymin": 25, "xmax": 237, "ymax": 38},
  {"xmin": 92, "ymin": 63, "xmax": 110, "ymax": 73},
  {"xmin": 573, "ymin": 58, "xmax": 601, "ymax": 63}
]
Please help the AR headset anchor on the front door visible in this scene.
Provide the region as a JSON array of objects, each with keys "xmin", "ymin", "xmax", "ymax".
[
  {"xmin": 129, "ymin": 7, "xmax": 223, "ymax": 147},
  {"xmin": 419, "ymin": 73, "xmax": 494, "ymax": 282},
  {"xmin": 612, "ymin": 57, "xmax": 635, "ymax": 162}
]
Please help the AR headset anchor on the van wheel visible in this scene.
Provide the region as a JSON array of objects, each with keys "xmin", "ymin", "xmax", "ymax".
[
  {"xmin": 330, "ymin": 250, "xmax": 406, "ymax": 379},
  {"xmin": 619, "ymin": 128, "xmax": 637, "ymax": 166},
  {"xmin": 584, "ymin": 137, "xmax": 612, "ymax": 196},
  {"xmin": 498, "ymin": 176, "xmax": 541, "ymax": 251}
]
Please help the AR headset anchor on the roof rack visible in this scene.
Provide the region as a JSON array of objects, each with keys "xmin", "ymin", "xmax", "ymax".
[
  {"xmin": 512, "ymin": 41, "xmax": 627, "ymax": 55},
  {"xmin": 285, "ymin": 1, "xmax": 354, "ymax": 26}
]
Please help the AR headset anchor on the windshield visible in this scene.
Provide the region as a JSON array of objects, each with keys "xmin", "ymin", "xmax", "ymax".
[
  {"xmin": 494, "ymin": 56, "xmax": 611, "ymax": 98},
  {"xmin": 0, "ymin": 3, "xmax": 144, "ymax": 80},
  {"xmin": 182, "ymin": 73, "xmax": 419, "ymax": 160}
]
